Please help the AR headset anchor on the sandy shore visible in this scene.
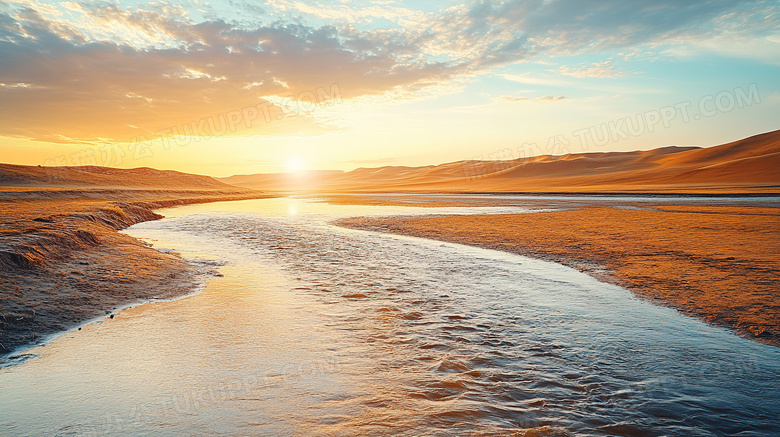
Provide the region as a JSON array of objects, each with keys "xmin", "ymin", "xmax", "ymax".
[
  {"xmin": 0, "ymin": 189, "xmax": 269, "ymax": 357},
  {"xmin": 337, "ymin": 199, "xmax": 780, "ymax": 347}
]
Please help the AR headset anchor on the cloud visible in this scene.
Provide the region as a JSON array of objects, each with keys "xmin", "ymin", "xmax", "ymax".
[
  {"xmin": 0, "ymin": 4, "xmax": 465, "ymax": 142},
  {"xmin": 0, "ymin": 0, "xmax": 776, "ymax": 142},
  {"xmin": 495, "ymin": 95, "xmax": 567, "ymax": 102},
  {"xmin": 560, "ymin": 61, "xmax": 623, "ymax": 78},
  {"xmin": 666, "ymin": 33, "xmax": 780, "ymax": 65},
  {"xmin": 498, "ymin": 73, "xmax": 569, "ymax": 86},
  {"xmin": 270, "ymin": 0, "xmax": 430, "ymax": 26},
  {"xmin": 492, "ymin": 0, "xmax": 778, "ymax": 54}
]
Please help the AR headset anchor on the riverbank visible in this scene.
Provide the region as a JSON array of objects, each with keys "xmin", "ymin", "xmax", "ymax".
[
  {"xmin": 0, "ymin": 188, "xmax": 270, "ymax": 357},
  {"xmin": 337, "ymin": 201, "xmax": 780, "ymax": 347}
]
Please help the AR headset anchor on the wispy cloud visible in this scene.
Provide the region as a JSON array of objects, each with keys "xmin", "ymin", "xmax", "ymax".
[
  {"xmin": 498, "ymin": 73, "xmax": 569, "ymax": 87},
  {"xmin": 560, "ymin": 61, "xmax": 623, "ymax": 78},
  {"xmin": 495, "ymin": 95, "xmax": 567, "ymax": 102}
]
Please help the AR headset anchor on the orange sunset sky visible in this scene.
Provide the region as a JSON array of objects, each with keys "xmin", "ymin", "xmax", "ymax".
[{"xmin": 1, "ymin": 0, "xmax": 779, "ymax": 176}]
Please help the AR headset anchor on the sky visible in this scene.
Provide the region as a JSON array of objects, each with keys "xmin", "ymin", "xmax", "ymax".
[{"xmin": 0, "ymin": 0, "xmax": 778, "ymax": 176}]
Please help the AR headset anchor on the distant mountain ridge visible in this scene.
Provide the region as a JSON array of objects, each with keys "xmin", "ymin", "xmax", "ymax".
[{"xmin": 219, "ymin": 130, "xmax": 780, "ymax": 193}]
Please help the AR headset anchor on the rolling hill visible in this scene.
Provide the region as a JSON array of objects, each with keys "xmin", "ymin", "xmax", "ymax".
[{"xmin": 220, "ymin": 130, "xmax": 780, "ymax": 193}]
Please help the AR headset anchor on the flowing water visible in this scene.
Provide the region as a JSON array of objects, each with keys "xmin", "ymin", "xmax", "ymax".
[{"xmin": 1, "ymin": 197, "xmax": 778, "ymax": 436}]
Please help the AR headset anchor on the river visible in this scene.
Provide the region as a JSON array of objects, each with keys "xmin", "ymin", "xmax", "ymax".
[{"xmin": 1, "ymin": 196, "xmax": 778, "ymax": 436}]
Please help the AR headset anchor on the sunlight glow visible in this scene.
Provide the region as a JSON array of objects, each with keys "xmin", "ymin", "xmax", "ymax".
[{"xmin": 286, "ymin": 156, "xmax": 305, "ymax": 173}]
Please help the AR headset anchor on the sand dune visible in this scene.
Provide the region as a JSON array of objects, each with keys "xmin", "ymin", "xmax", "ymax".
[
  {"xmin": 220, "ymin": 130, "xmax": 780, "ymax": 193},
  {"xmin": 0, "ymin": 164, "xmax": 268, "ymax": 355},
  {"xmin": 0, "ymin": 164, "xmax": 235, "ymax": 190}
]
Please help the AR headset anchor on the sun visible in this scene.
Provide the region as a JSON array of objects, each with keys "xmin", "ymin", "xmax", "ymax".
[{"xmin": 285, "ymin": 156, "xmax": 305, "ymax": 173}]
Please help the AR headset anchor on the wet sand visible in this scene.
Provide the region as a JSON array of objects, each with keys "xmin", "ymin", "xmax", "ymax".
[
  {"xmin": 0, "ymin": 189, "xmax": 269, "ymax": 356},
  {"xmin": 338, "ymin": 201, "xmax": 780, "ymax": 347}
]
